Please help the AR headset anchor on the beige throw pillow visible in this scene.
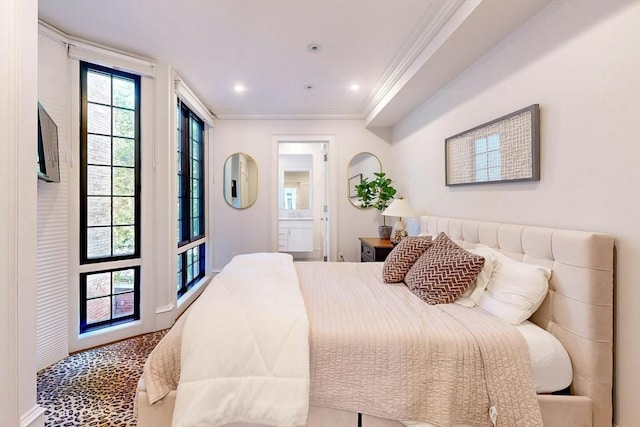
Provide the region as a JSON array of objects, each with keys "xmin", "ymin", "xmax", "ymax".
[
  {"xmin": 382, "ymin": 236, "xmax": 432, "ymax": 283},
  {"xmin": 405, "ymin": 232, "xmax": 485, "ymax": 305}
]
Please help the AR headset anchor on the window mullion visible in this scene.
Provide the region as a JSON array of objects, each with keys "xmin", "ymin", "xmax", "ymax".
[{"xmin": 186, "ymin": 115, "xmax": 193, "ymax": 240}]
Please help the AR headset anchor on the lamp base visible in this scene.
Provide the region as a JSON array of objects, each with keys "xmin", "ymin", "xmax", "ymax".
[
  {"xmin": 391, "ymin": 229, "xmax": 408, "ymax": 245},
  {"xmin": 391, "ymin": 217, "xmax": 408, "ymax": 244}
]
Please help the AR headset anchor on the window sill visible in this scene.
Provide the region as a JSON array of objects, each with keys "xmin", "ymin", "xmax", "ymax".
[{"xmin": 78, "ymin": 319, "xmax": 142, "ymax": 341}]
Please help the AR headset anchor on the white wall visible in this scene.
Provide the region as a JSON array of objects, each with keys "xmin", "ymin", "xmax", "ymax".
[
  {"xmin": 36, "ymin": 29, "xmax": 70, "ymax": 370},
  {"xmin": 0, "ymin": 0, "xmax": 45, "ymax": 425},
  {"xmin": 390, "ymin": 2, "xmax": 640, "ymax": 426},
  {"xmin": 212, "ymin": 119, "xmax": 393, "ymax": 268}
]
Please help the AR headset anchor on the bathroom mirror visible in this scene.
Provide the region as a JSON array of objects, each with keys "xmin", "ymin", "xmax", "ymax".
[
  {"xmin": 282, "ymin": 170, "xmax": 311, "ymax": 210},
  {"xmin": 347, "ymin": 152, "xmax": 381, "ymax": 208},
  {"xmin": 223, "ymin": 152, "xmax": 258, "ymax": 209}
]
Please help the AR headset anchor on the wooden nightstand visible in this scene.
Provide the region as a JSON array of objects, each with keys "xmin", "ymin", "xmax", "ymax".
[{"xmin": 359, "ymin": 237, "xmax": 394, "ymax": 262}]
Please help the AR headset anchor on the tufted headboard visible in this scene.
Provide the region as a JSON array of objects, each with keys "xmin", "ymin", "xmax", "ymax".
[{"xmin": 420, "ymin": 216, "xmax": 614, "ymax": 427}]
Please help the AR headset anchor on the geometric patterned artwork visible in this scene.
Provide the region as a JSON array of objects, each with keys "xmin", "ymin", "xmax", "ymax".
[{"xmin": 445, "ymin": 104, "xmax": 540, "ymax": 185}]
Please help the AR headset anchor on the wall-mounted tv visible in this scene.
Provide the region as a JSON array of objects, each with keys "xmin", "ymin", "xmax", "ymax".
[{"xmin": 37, "ymin": 102, "xmax": 60, "ymax": 183}]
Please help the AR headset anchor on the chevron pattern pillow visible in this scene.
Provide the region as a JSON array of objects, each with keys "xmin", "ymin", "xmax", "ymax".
[
  {"xmin": 405, "ymin": 232, "xmax": 485, "ymax": 305},
  {"xmin": 382, "ymin": 236, "xmax": 433, "ymax": 283}
]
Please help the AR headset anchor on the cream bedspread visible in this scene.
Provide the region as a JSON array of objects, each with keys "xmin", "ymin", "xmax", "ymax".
[
  {"xmin": 297, "ymin": 262, "xmax": 542, "ymax": 427},
  {"xmin": 143, "ymin": 259, "xmax": 542, "ymax": 427}
]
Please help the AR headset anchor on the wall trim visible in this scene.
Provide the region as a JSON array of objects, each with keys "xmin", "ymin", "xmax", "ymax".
[
  {"xmin": 0, "ymin": 0, "xmax": 21, "ymax": 419},
  {"xmin": 39, "ymin": 20, "xmax": 156, "ymax": 78},
  {"xmin": 215, "ymin": 112, "xmax": 363, "ymax": 120},
  {"xmin": 1, "ymin": 0, "xmax": 39, "ymax": 423},
  {"xmin": 360, "ymin": 0, "xmax": 465, "ymax": 118},
  {"xmin": 20, "ymin": 405, "xmax": 46, "ymax": 427},
  {"xmin": 175, "ymin": 73, "xmax": 216, "ymax": 125},
  {"xmin": 38, "ymin": 20, "xmax": 68, "ymax": 45}
]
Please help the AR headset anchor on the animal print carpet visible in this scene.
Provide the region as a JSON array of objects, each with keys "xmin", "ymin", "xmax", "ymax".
[{"xmin": 37, "ymin": 330, "xmax": 167, "ymax": 426}]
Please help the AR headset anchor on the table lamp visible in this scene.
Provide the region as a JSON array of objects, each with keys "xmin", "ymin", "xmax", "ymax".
[{"xmin": 382, "ymin": 197, "xmax": 417, "ymax": 244}]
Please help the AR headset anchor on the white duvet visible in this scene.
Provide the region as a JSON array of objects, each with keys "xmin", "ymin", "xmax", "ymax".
[{"xmin": 172, "ymin": 253, "xmax": 310, "ymax": 427}]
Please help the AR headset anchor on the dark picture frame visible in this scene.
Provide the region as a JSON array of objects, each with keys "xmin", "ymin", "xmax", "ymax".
[
  {"xmin": 348, "ymin": 173, "xmax": 362, "ymax": 198},
  {"xmin": 445, "ymin": 104, "xmax": 540, "ymax": 186}
]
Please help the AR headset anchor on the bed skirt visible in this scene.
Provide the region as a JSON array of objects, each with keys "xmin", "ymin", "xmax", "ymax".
[{"xmin": 135, "ymin": 379, "xmax": 593, "ymax": 427}]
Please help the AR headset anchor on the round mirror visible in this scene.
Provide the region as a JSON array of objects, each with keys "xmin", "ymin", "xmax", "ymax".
[
  {"xmin": 223, "ymin": 152, "xmax": 258, "ymax": 209},
  {"xmin": 347, "ymin": 152, "xmax": 381, "ymax": 208}
]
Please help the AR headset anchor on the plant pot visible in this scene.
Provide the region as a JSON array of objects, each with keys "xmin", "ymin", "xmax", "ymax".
[{"xmin": 378, "ymin": 225, "xmax": 392, "ymax": 240}]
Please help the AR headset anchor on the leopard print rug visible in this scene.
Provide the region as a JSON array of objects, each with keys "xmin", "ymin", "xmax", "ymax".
[{"xmin": 37, "ymin": 330, "xmax": 167, "ymax": 426}]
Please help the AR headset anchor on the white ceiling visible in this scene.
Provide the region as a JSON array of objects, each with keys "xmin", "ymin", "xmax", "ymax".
[{"xmin": 38, "ymin": 0, "xmax": 549, "ymax": 128}]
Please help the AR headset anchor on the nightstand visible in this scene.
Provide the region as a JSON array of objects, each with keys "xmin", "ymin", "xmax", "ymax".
[{"xmin": 359, "ymin": 237, "xmax": 394, "ymax": 262}]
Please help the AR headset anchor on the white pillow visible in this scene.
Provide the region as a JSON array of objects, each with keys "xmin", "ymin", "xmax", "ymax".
[
  {"xmin": 454, "ymin": 246, "xmax": 496, "ymax": 308},
  {"xmin": 475, "ymin": 244, "xmax": 551, "ymax": 324}
]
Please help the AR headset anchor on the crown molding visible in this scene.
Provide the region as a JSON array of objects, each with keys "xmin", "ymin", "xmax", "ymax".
[
  {"xmin": 38, "ymin": 20, "xmax": 69, "ymax": 44},
  {"xmin": 360, "ymin": 0, "xmax": 465, "ymax": 119},
  {"xmin": 39, "ymin": 20, "xmax": 156, "ymax": 73},
  {"xmin": 215, "ymin": 112, "xmax": 364, "ymax": 121}
]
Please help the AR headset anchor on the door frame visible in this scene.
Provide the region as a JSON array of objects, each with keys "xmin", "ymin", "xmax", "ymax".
[{"xmin": 271, "ymin": 135, "xmax": 337, "ymax": 261}]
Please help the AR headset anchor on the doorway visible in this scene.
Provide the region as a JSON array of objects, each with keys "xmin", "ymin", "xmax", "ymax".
[{"xmin": 277, "ymin": 141, "xmax": 329, "ymax": 261}]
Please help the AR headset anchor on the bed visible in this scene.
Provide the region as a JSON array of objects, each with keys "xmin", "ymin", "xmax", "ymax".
[{"xmin": 136, "ymin": 216, "xmax": 614, "ymax": 427}]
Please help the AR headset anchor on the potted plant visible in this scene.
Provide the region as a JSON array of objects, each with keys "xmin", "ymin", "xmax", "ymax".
[{"xmin": 354, "ymin": 172, "xmax": 397, "ymax": 239}]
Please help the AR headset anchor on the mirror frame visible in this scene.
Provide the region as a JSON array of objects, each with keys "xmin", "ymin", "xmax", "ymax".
[
  {"xmin": 347, "ymin": 152, "xmax": 382, "ymax": 208},
  {"xmin": 223, "ymin": 152, "xmax": 258, "ymax": 209}
]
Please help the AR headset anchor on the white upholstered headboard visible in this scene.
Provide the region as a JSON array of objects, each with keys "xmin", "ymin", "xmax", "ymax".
[{"xmin": 420, "ymin": 216, "xmax": 614, "ymax": 427}]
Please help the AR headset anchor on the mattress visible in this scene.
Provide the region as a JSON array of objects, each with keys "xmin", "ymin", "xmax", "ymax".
[{"xmin": 516, "ymin": 320, "xmax": 572, "ymax": 394}]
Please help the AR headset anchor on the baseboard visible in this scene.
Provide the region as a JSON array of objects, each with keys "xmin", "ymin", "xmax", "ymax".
[{"xmin": 20, "ymin": 405, "xmax": 45, "ymax": 427}]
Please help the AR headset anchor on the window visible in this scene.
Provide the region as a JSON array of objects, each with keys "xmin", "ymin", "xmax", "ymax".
[
  {"xmin": 177, "ymin": 243, "xmax": 206, "ymax": 298},
  {"xmin": 284, "ymin": 188, "xmax": 297, "ymax": 209},
  {"xmin": 176, "ymin": 102, "xmax": 205, "ymax": 246},
  {"xmin": 80, "ymin": 267, "xmax": 140, "ymax": 332},
  {"xmin": 80, "ymin": 62, "xmax": 141, "ymax": 263},
  {"xmin": 176, "ymin": 101, "xmax": 206, "ymax": 297},
  {"xmin": 474, "ymin": 134, "xmax": 501, "ymax": 182},
  {"xmin": 80, "ymin": 62, "xmax": 141, "ymax": 333}
]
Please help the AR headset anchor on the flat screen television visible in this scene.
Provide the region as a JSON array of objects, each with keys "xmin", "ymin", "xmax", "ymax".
[{"xmin": 37, "ymin": 102, "xmax": 60, "ymax": 183}]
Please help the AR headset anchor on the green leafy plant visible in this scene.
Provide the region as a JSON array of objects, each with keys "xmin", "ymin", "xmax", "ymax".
[{"xmin": 355, "ymin": 172, "xmax": 397, "ymax": 225}]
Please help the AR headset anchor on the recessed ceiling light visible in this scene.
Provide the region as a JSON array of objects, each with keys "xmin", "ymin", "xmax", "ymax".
[
  {"xmin": 350, "ymin": 83, "xmax": 360, "ymax": 91},
  {"xmin": 234, "ymin": 84, "xmax": 246, "ymax": 93},
  {"xmin": 307, "ymin": 43, "xmax": 321, "ymax": 53}
]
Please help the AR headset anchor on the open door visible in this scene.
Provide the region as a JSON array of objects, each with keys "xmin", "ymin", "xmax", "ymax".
[{"xmin": 278, "ymin": 141, "xmax": 328, "ymax": 261}]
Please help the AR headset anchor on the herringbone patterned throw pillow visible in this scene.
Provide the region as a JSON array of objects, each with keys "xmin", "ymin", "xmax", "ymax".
[
  {"xmin": 405, "ymin": 232, "xmax": 485, "ymax": 304},
  {"xmin": 382, "ymin": 236, "xmax": 433, "ymax": 283}
]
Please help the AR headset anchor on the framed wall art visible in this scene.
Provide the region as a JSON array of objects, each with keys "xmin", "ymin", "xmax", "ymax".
[
  {"xmin": 445, "ymin": 104, "xmax": 540, "ymax": 186},
  {"xmin": 348, "ymin": 173, "xmax": 362, "ymax": 199}
]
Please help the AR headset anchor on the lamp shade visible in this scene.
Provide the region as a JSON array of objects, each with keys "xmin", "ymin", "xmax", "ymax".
[{"xmin": 382, "ymin": 198, "xmax": 416, "ymax": 218}]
